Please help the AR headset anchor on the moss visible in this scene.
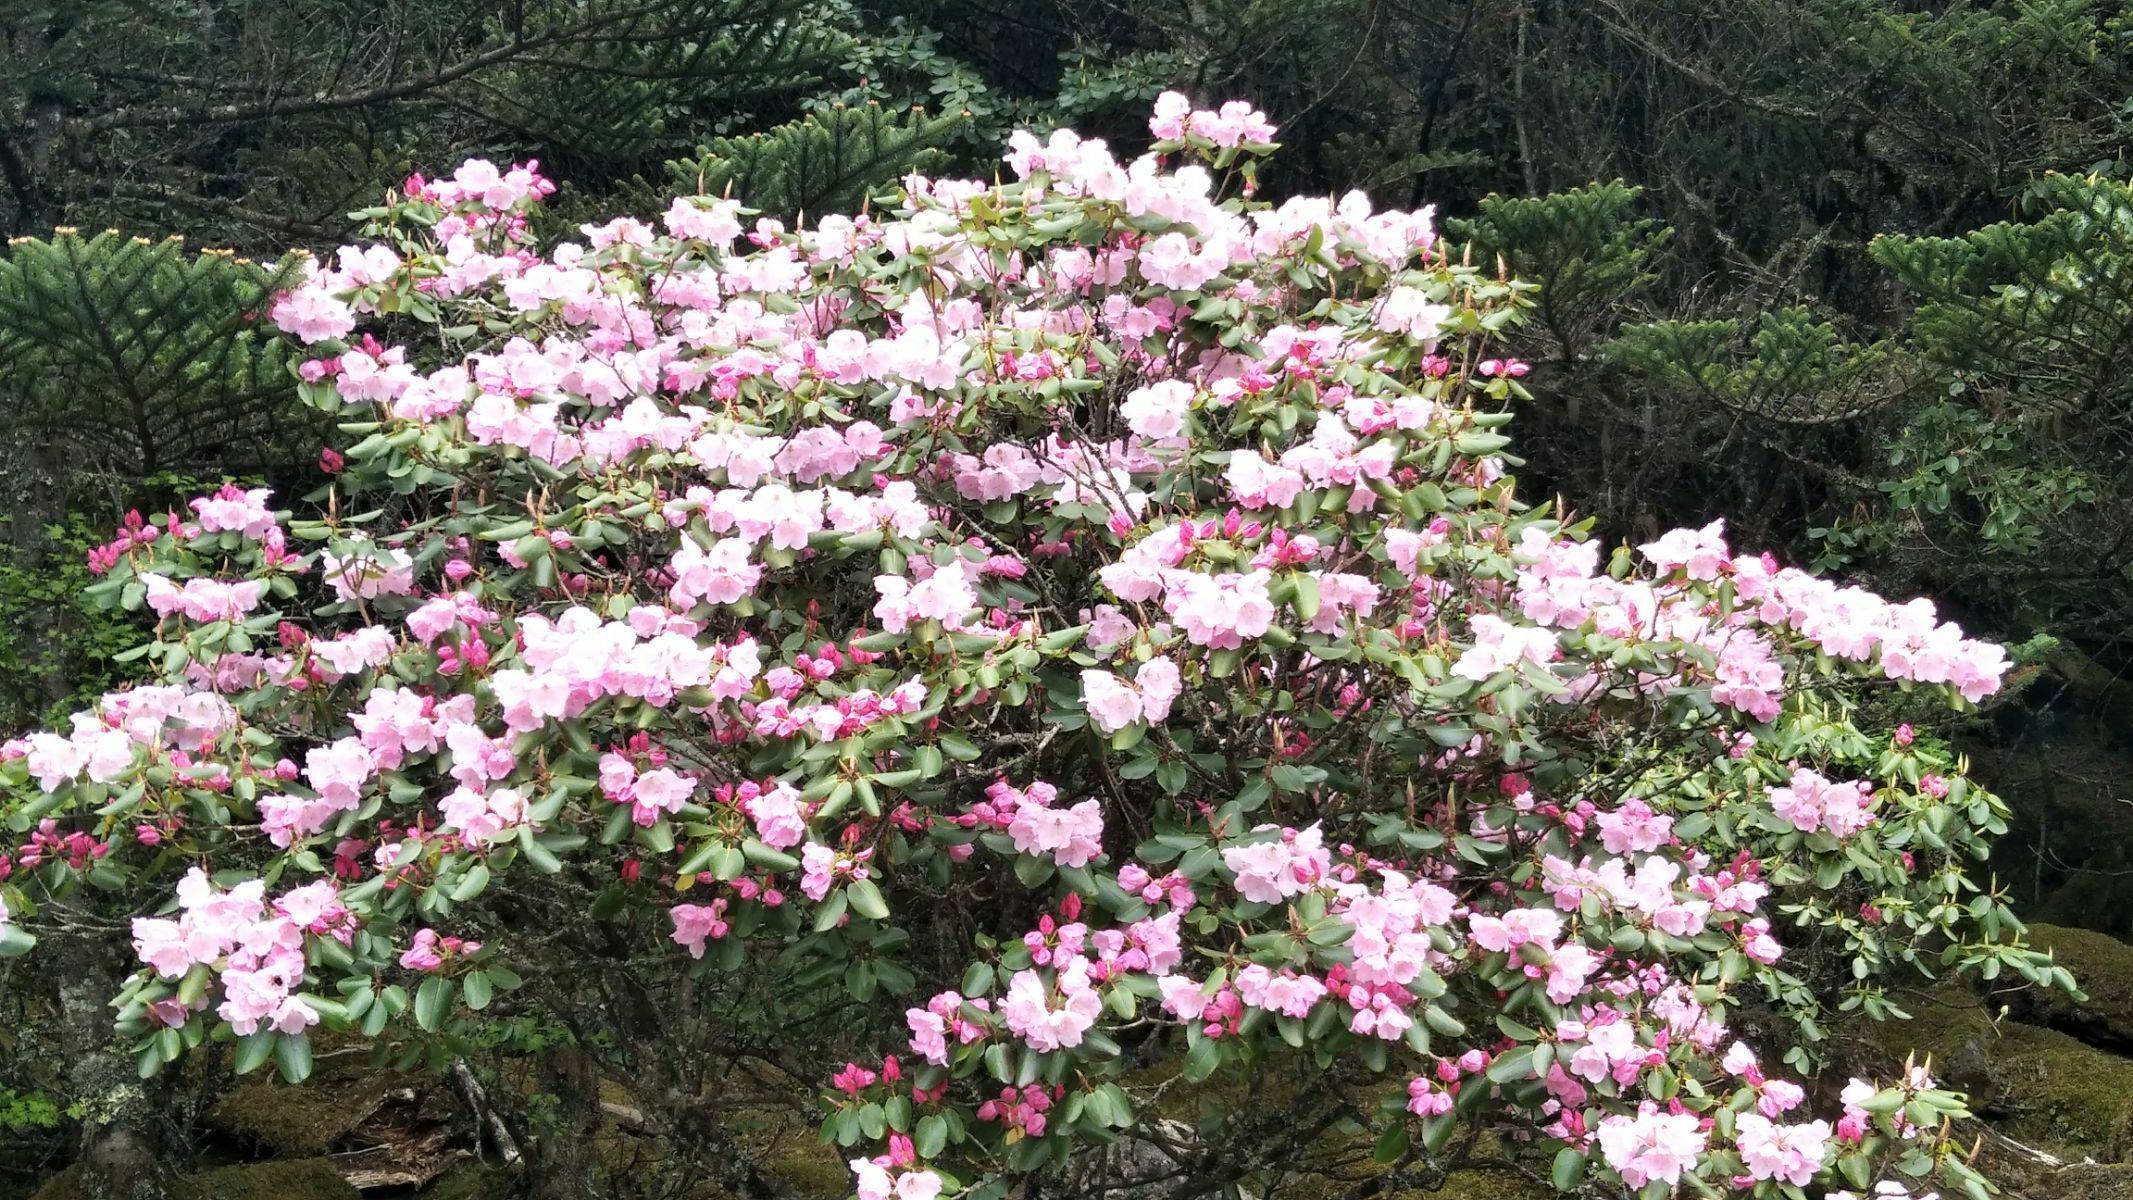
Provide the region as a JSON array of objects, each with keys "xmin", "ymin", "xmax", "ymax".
[
  {"xmin": 725, "ymin": 1111, "xmax": 847, "ymax": 1197},
  {"xmin": 172, "ymin": 1159, "xmax": 359, "ymax": 1200},
  {"xmin": 27, "ymin": 1164, "xmax": 188, "ymax": 1200},
  {"xmin": 1268, "ymin": 1159, "xmax": 1550, "ymax": 1200},
  {"xmin": 24, "ymin": 1168, "xmax": 83, "ymax": 1200},
  {"xmin": 2032, "ymin": 1164, "xmax": 2133, "ymax": 1200},
  {"xmin": 1869, "ymin": 987, "xmax": 2133, "ymax": 1159},
  {"xmin": 2023, "ymin": 924, "xmax": 2133, "ymax": 1046},
  {"xmin": 1424, "ymin": 1167, "xmax": 1555, "ymax": 1200},
  {"xmin": 205, "ymin": 1074, "xmax": 394, "ymax": 1158},
  {"xmin": 417, "ymin": 1161, "xmax": 521, "ymax": 1200}
]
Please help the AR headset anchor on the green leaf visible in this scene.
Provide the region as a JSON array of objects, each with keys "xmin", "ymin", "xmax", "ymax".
[
  {"xmin": 1551, "ymin": 1147, "xmax": 1587, "ymax": 1190},
  {"xmin": 813, "ymin": 890, "xmax": 850, "ymax": 932},
  {"xmin": 449, "ymin": 863, "xmax": 490, "ymax": 902},
  {"xmin": 520, "ymin": 836, "xmax": 562, "ymax": 874},
  {"xmin": 233, "ymin": 1032, "xmax": 276, "ymax": 1075},
  {"xmin": 1373, "ymin": 1123, "xmax": 1410, "ymax": 1164},
  {"xmin": 916, "ymin": 1114, "xmax": 949, "ymax": 1158},
  {"xmin": 1183, "ymin": 1035, "xmax": 1220, "ymax": 1082},
  {"xmin": 741, "ymin": 840, "xmax": 799, "ymax": 872},
  {"xmin": 1486, "ymin": 1045, "xmax": 1538, "ymax": 1083},
  {"xmin": 0, "ymin": 926, "xmax": 34, "ymax": 958},
  {"xmin": 274, "ymin": 1033, "xmax": 314, "ymax": 1084},
  {"xmin": 1291, "ymin": 572, "xmax": 1321, "ymax": 622},
  {"xmin": 414, "ymin": 976, "xmax": 451, "ymax": 1032},
  {"xmin": 846, "ymin": 879, "xmax": 891, "ymax": 921}
]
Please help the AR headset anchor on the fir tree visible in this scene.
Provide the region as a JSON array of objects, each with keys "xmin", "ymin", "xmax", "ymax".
[
  {"xmin": 1445, "ymin": 182, "xmax": 1669, "ymax": 364},
  {"xmin": 0, "ymin": 232, "xmax": 309, "ymax": 478},
  {"xmin": 667, "ymin": 101, "xmax": 963, "ymax": 218},
  {"xmin": 1864, "ymin": 173, "xmax": 2133, "ymax": 645}
]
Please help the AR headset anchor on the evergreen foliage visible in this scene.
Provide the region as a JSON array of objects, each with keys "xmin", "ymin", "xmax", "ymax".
[
  {"xmin": 1445, "ymin": 182, "xmax": 1669, "ymax": 363},
  {"xmin": 0, "ymin": 233, "xmax": 308, "ymax": 477},
  {"xmin": 1863, "ymin": 174, "xmax": 2133, "ymax": 645},
  {"xmin": 667, "ymin": 102, "xmax": 962, "ymax": 217},
  {"xmin": 0, "ymin": 506, "xmax": 155, "ymax": 732},
  {"xmin": 1601, "ymin": 309, "xmax": 1898, "ymax": 428},
  {"xmin": 472, "ymin": 0, "xmax": 858, "ymax": 173},
  {"xmin": 10, "ymin": 1, "xmax": 2133, "ymax": 1193},
  {"xmin": 0, "ymin": 1, "xmax": 963, "ymax": 247}
]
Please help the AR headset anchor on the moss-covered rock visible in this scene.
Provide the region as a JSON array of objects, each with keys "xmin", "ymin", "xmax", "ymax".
[
  {"xmin": 2029, "ymin": 1163, "xmax": 2133, "ymax": 1200},
  {"xmin": 1869, "ymin": 985, "xmax": 2133, "ymax": 1160},
  {"xmin": 416, "ymin": 1160, "xmax": 520, "ymax": 1200},
  {"xmin": 204, "ymin": 1074, "xmax": 397, "ymax": 1159},
  {"xmin": 1423, "ymin": 1168, "xmax": 1554, "ymax": 1200},
  {"xmin": 27, "ymin": 1164, "xmax": 192, "ymax": 1200},
  {"xmin": 2020, "ymin": 924, "xmax": 2133, "ymax": 1050},
  {"xmin": 25, "ymin": 1167, "xmax": 97, "ymax": 1200},
  {"xmin": 172, "ymin": 1159, "xmax": 359, "ymax": 1200},
  {"xmin": 730, "ymin": 1118, "xmax": 846, "ymax": 1198}
]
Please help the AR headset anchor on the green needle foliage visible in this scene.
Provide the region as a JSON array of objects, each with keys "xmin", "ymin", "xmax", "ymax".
[
  {"xmin": 1445, "ymin": 182, "xmax": 1671, "ymax": 363},
  {"xmin": 667, "ymin": 102, "xmax": 963, "ymax": 218},
  {"xmin": 1862, "ymin": 174, "xmax": 2133, "ymax": 643},
  {"xmin": 0, "ymin": 232, "xmax": 309, "ymax": 479}
]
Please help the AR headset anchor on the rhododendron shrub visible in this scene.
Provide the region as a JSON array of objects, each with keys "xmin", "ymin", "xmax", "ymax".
[{"xmin": 0, "ymin": 95, "xmax": 2070, "ymax": 1199}]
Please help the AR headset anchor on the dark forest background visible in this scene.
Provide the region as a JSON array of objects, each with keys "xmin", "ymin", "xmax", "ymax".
[{"xmin": 5, "ymin": 1, "xmax": 2133, "ymax": 1194}]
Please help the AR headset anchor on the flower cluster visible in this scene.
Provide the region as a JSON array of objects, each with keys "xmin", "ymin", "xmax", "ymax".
[{"xmin": 0, "ymin": 90, "xmax": 2063, "ymax": 1200}]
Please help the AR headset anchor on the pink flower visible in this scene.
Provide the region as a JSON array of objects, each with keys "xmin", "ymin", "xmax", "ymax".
[
  {"xmin": 1138, "ymin": 233, "xmax": 1225, "ymax": 291},
  {"xmin": 1234, "ymin": 964, "xmax": 1326, "ymax": 1017},
  {"xmin": 1120, "ymin": 379, "xmax": 1195, "ymax": 440},
  {"xmin": 1375, "ymin": 286, "xmax": 1451, "ymax": 343},
  {"xmin": 1767, "ymin": 767, "xmax": 1876, "ymax": 838},
  {"xmin": 669, "ymin": 538, "xmax": 761, "ymax": 608},
  {"xmin": 1452, "ymin": 614, "xmax": 1558, "ymax": 680},
  {"xmin": 1595, "ymin": 799, "xmax": 1673, "ymax": 855},
  {"xmin": 874, "ymin": 567, "xmax": 979, "ymax": 634},
  {"xmin": 271, "ymin": 284, "xmax": 358, "ymax": 344},
  {"xmin": 999, "ymin": 958, "xmax": 1103, "ymax": 1051},
  {"xmin": 1166, "ymin": 570, "xmax": 1277, "ymax": 649},
  {"xmin": 320, "ymin": 543, "xmax": 416, "ymax": 601},
  {"xmin": 1080, "ymin": 657, "xmax": 1183, "ymax": 734},
  {"xmin": 1596, "ymin": 1106, "xmax": 1706, "ymax": 1189},
  {"xmin": 801, "ymin": 844, "xmax": 838, "ymax": 901},
  {"xmin": 1223, "ymin": 824, "xmax": 1329, "ymax": 904},
  {"xmin": 1005, "ymin": 784, "xmax": 1105, "ymax": 869},
  {"xmin": 850, "ymin": 1159, "xmax": 943, "ymax": 1200},
  {"xmin": 832, "ymin": 1061, "xmax": 879, "ymax": 1096},
  {"xmin": 670, "ymin": 902, "xmax": 731, "ymax": 958},
  {"xmin": 665, "ymin": 196, "xmax": 744, "ymax": 245},
  {"xmin": 1639, "ymin": 518, "xmax": 1730, "ymax": 580},
  {"xmin": 1406, "ymin": 1076, "xmax": 1453, "ymax": 1117},
  {"xmin": 400, "ymin": 929, "xmax": 446, "ymax": 972},
  {"xmin": 1735, "ymin": 1113, "xmax": 1831, "ymax": 1186},
  {"xmin": 744, "ymin": 782, "xmax": 808, "ymax": 849}
]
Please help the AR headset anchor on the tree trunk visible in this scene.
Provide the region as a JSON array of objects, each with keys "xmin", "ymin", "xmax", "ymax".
[
  {"xmin": 523, "ymin": 1046, "xmax": 605, "ymax": 1200},
  {"xmin": 0, "ymin": 416, "xmax": 82, "ymax": 724},
  {"xmin": 50, "ymin": 904, "xmax": 173, "ymax": 1200}
]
